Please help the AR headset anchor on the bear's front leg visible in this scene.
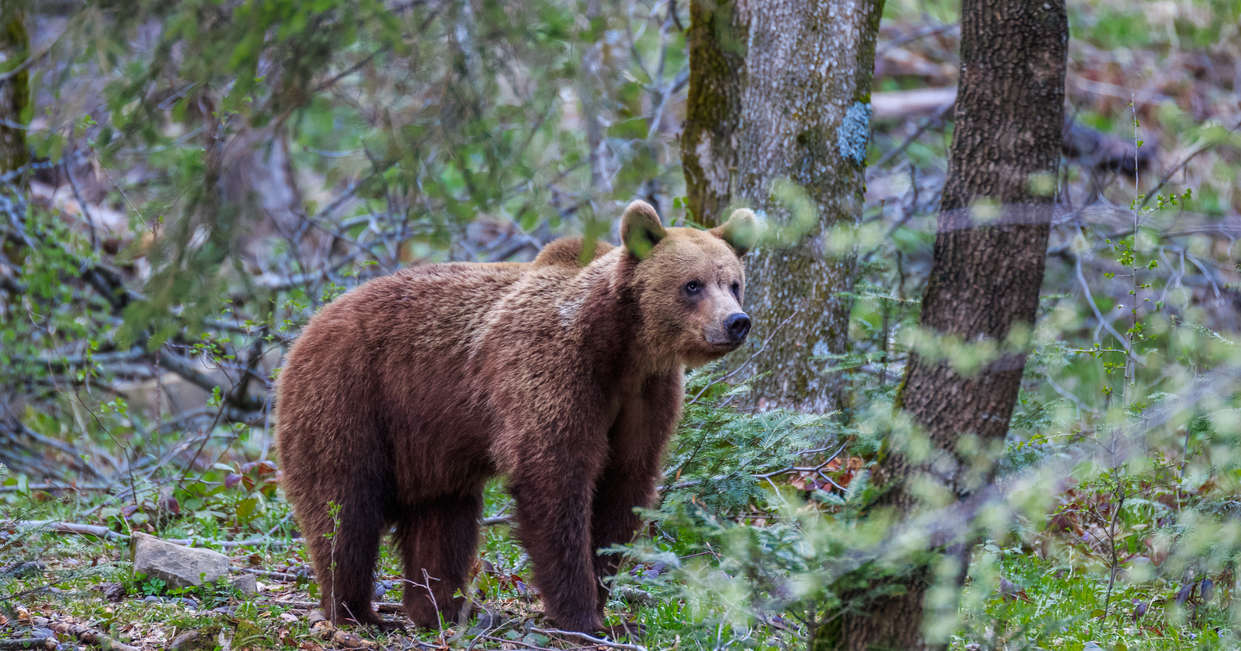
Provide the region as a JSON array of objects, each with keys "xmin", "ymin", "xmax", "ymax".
[
  {"xmin": 591, "ymin": 372, "xmax": 683, "ymax": 610},
  {"xmin": 590, "ymin": 462, "xmax": 659, "ymax": 608},
  {"xmin": 510, "ymin": 463, "xmax": 604, "ymax": 633}
]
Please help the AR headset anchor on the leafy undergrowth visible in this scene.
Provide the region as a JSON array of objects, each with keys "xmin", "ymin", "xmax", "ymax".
[
  {"xmin": 955, "ymin": 547, "xmax": 1235, "ymax": 651},
  {"xmin": 0, "ymin": 477, "xmax": 664, "ymax": 650},
  {"xmin": 0, "ymin": 417, "xmax": 810, "ymax": 650},
  {"xmin": 4, "ymin": 396, "xmax": 1238, "ymax": 650}
]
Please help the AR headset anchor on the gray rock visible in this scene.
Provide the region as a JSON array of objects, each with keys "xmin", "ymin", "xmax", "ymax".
[
  {"xmin": 173, "ymin": 596, "xmax": 199, "ymax": 609},
  {"xmin": 131, "ymin": 532, "xmax": 228, "ymax": 589},
  {"xmin": 230, "ymin": 573, "xmax": 258, "ymax": 595},
  {"xmin": 96, "ymin": 581, "xmax": 127, "ymax": 602},
  {"xmin": 373, "ymin": 579, "xmax": 392, "ymax": 599},
  {"xmin": 168, "ymin": 630, "xmax": 202, "ymax": 650},
  {"xmin": 614, "ymin": 585, "xmax": 655, "ymax": 606}
]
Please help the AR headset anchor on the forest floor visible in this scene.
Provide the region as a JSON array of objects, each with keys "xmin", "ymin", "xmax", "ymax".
[
  {"xmin": 2, "ymin": 442, "xmax": 1236, "ymax": 650},
  {"xmin": 1, "ymin": 481, "xmax": 660, "ymax": 650}
]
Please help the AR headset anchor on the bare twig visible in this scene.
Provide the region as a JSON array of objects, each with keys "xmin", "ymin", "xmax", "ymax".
[
  {"xmin": 270, "ymin": 599, "xmax": 405, "ymax": 614},
  {"xmin": 0, "ymin": 29, "xmax": 61, "ymax": 83},
  {"xmin": 14, "ymin": 521, "xmax": 289, "ymax": 548},
  {"xmin": 875, "ymin": 103, "xmax": 954, "ymax": 168},
  {"xmin": 64, "ymin": 157, "xmax": 98, "ymax": 250},
  {"xmin": 1072, "ymin": 246, "xmax": 1134, "ymax": 356},
  {"xmin": 1, "ymin": 414, "xmax": 103, "ymax": 480},
  {"xmin": 687, "ymin": 313, "xmax": 797, "ymax": 405},
  {"xmin": 312, "ymin": 48, "xmax": 386, "ymax": 95},
  {"xmin": 530, "ymin": 626, "xmax": 648, "ymax": 651},
  {"xmin": 15, "ymin": 520, "xmax": 125, "ymax": 541},
  {"xmin": 1138, "ymin": 117, "xmax": 1241, "ymax": 210},
  {"xmin": 51, "ymin": 621, "xmax": 140, "ymax": 651},
  {"xmin": 1101, "ymin": 489, "xmax": 1126, "ymax": 621},
  {"xmin": 0, "ymin": 483, "xmax": 111, "ymax": 493},
  {"xmin": 877, "ymin": 22, "xmax": 959, "ymax": 55},
  {"xmin": 238, "ymin": 567, "xmax": 306, "ymax": 582},
  {"xmin": 0, "ymin": 638, "xmax": 53, "ymax": 650},
  {"xmin": 754, "ymin": 442, "xmax": 850, "ymax": 492}
]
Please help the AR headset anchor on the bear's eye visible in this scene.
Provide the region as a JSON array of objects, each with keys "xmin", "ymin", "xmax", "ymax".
[
  {"xmin": 730, "ymin": 281, "xmax": 741, "ymax": 299},
  {"xmin": 684, "ymin": 280, "xmax": 702, "ymax": 295}
]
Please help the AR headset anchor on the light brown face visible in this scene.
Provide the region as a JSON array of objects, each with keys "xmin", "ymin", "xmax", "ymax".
[
  {"xmin": 621, "ymin": 201, "xmax": 757, "ymax": 368},
  {"xmin": 642, "ymin": 231, "xmax": 749, "ymax": 367}
]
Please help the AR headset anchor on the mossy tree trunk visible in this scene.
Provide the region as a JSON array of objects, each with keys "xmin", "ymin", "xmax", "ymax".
[
  {"xmin": 682, "ymin": 0, "xmax": 884, "ymax": 413},
  {"xmin": 0, "ymin": 0, "xmax": 28, "ymax": 179},
  {"xmin": 824, "ymin": 1, "xmax": 1068, "ymax": 648},
  {"xmin": 0, "ymin": 0, "xmax": 27, "ymax": 330},
  {"xmin": 0, "ymin": 0, "xmax": 29, "ymax": 284}
]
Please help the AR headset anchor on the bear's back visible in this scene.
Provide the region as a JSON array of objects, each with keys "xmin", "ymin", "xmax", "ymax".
[
  {"xmin": 278, "ymin": 261, "xmax": 531, "ymax": 498},
  {"xmin": 289, "ymin": 262, "xmax": 527, "ymax": 365},
  {"xmin": 532, "ymin": 237, "xmax": 615, "ymax": 269}
]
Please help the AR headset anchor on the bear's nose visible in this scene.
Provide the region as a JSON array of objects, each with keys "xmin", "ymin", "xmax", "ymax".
[{"xmin": 724, "ymin": 312, "xmax": 751, "ymax": 344}]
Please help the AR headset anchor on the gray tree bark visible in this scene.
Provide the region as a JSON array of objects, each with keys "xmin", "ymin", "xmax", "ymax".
[
  {"xmin": 682, "ymin": 0, "xmax": 884, "ymax": 413},
  {"xmin": 822, "ymin": 1, "xmax": 1068, "ymax": 648}
]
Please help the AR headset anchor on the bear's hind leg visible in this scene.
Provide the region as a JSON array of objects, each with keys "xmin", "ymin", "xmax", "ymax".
[
  {"xmin": 304, "ymin": 497, "xmax": 386, "ymax": 627},
  {"xmin": 396, "ymin": 492, "xmax": 484, "ymax": 628}
]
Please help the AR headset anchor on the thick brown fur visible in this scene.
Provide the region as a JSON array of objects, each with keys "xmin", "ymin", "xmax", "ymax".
[
  {"xmin": 531, "ymin": 236, "xmax": 614, "ymax": 268},
  {"xmin": 276, "ymin": 201, "xmax": 757, "ymax": 632}
]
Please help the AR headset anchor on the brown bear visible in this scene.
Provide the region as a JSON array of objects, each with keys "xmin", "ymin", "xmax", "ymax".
[{"xmin": 276, "ymin": 200, "xmax": 756, "ymax": 633}]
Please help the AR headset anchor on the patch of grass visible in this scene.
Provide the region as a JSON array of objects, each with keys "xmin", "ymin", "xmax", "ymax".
[
  {"xmin": 955, "ymin": 547, "xmax": 1237, "ymax": 650},
  {"xmin": 882, "ymin": 0, "xmax": 958, "ymax": 25},
  {"xmin": 1073, "ymin": 8, "xmax": 1157, "ymax": 51}
]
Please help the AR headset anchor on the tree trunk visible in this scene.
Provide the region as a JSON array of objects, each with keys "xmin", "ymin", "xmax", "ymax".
[
  {"xmin": 681, "ymin": 0, "xmax": 884, "ymax": 413},
  {"xmin": 0, "ymin": 0, "xmax": 29, "ymax": 272},
  {"xmin": 0, "ymin": 0, "xmax": 28, "ymax": 177},
  {"xmin": 825, "ymin": 1, "xmax": 1068, "ymax": 648}
]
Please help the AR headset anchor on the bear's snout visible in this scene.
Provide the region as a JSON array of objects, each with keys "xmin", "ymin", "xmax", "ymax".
[{"xmin": 724, "ymin": 312, "xmax": 751, "ymax": 344}]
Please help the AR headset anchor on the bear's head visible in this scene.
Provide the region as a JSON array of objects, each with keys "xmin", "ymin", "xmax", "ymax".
[{"xmin": 621, "ymin": 200, "xmax": 758, "ymax": 368}]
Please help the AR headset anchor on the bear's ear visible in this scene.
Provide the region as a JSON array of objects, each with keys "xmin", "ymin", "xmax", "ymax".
[
  {"xmin": 621, "ymin": 200, "xmax": 666, "ymax": 259},
  {"xmin": 710, "ymin": 208, "xmax": 759, "ymax": 257}
]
